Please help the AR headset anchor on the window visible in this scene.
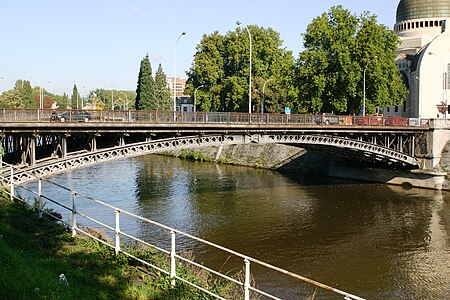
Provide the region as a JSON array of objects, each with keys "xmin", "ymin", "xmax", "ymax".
[
  {"xmin": 403, "ymin": 101, "xmax": 407, "ymax": 112},
  {"xmin": 395, "ymin": 106, "xmax": 399, "ymax": 113}
]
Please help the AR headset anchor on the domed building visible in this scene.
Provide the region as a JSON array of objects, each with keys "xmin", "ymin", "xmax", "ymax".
[{"xmin": 385, "ymin": 0, "xmax": 450, "ymax": 118}]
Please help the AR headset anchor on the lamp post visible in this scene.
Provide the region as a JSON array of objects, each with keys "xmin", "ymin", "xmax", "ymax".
[
  {"xmin": 81, "ymin": 86, "xmax": 85, "ymax": 109},
  {"xmin": 173, "ymin": 32, "xmax": 186, "ymax": 112},
  {"xmin": 119, "ymin": 91, "xmax": 129, "ymax": 110},
  {"xmin": 194, "ymin": 85, "xmax": 204, "ymax": 113},
  {"xmin": 262, "ymin": 78, "xmax": 273, "ymax": 114},
  {"xmin": 429, "ymin": 51, "xmax": 447, "ymax": 117},
  {"xmin": 236, "ymin": 21, "xmax": 252, "ymax": 114},
  {"xmin": 363, "ymin": 56, "xmax": 377, "ymax": 116}
]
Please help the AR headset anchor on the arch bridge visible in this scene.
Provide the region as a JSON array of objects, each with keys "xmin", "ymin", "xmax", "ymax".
[{"xmin": 0, "ymin": 109, "xmax": 428, "ymax": 184}]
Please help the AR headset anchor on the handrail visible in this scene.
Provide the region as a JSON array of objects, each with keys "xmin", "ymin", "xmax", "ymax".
[
  {"xmin": 0, "ymin": 108, "xmax": 424, "ymax": 128},
  {"xmin": 1, "ymin": 163, "xmax": 365, "ymax": 300}
]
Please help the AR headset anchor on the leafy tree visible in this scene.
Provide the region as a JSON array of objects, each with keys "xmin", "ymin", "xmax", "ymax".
[
  {"xmin": 187, "ymin": 27, "xmax": 296, "ymax": 113},
  {"xmin": 0, "ymin": 89, "xmax": 24, "ymax": 108},
  {"xmin": 88, "ymin": 89, "xmax": 136, "ymax": 110},
  {"xmin": 14, "ymin": 80, "xmax": 37, "ymax": 108},
  {"xmin": 135, "ymin": 54, "xmax": 156, "ymax": 110},
  {"xmin": 296, "ymin": 5, "xmax": 406, "ymax": 114},
  {"xmin": 154, "ymin": 63, "xmax": 171, "ymax": 110}
]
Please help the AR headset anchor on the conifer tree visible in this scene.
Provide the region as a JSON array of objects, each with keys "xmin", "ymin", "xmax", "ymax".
[
  {"xmin": 71, "ymin": 84, "xmax": 80, "ymax": 108},
  {"xmin": 154, "ymin": 63, "xmax": 171, "ymax": 110},
  {"xmin": 135, "ymin": 54, "xmax": 156, "ymax": 110}
]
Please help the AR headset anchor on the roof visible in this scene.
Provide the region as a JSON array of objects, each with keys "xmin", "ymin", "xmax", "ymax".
[{"xmin": 396, "ymin": 0, "xmax": 450, "ymax": 23}]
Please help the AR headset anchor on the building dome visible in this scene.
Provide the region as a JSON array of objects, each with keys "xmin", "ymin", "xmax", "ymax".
[{"xmin": 396, "ymin": 0, "xmax": 450, "ymax": 23}]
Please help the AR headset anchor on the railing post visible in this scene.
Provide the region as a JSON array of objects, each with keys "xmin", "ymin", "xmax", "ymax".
[
  {"xmin": 37, "ymin": 178, "xmax": 43, "ymax": 218},
  {"xmin": 9, "ymin": 166, "xmax": 14, "ymax": 201},
  {"xmin": 115, "ymin": 209, "xmax": 121, "ymax": 255},
  {"xmin": 71, "ymin": 192, "xmax": 77, "ymax": 236},
  {"xmin": 244, "ymin": 258, "xmax": 250, "ymax": 300},
  {"xmin": 170, "ymin": 230, "xmax": 176, "ymax": 286}
]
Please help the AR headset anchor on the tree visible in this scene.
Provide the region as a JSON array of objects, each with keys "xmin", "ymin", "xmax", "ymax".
[
  {"xmin": 20, "ymin": 80, "xmax": 35, "ymax": 108},
  {"xmin": 0, "ymin": 89, "xmax": 24, "ymax": 108},
  {"xmin": 154, "ymin": 64, "xmax": 171, "ymax": 110},
  {"xmin": 187, "ymin": 27, "xmax": 296, "ymax": 113},
  {"xmin": 135, "ymin": 54, "xmax": 156, "ymax": 110},
  {"xmin": 71, "ymin": 84, "xmax": 80, "ymax": 109},
  {"xmin": 296, "ymin": 5, "xmax": 407, "ymax": 114}
]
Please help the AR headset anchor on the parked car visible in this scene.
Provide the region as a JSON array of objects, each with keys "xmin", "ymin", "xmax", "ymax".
[
  {"xmin": 313, "ymin": 113, "xmax": 343, "ymax": 125},
  {"xmin": 50, "ymin": 110, "xmax": 92, "ymax": 122},
  {"xmin": 354, "ymin": 115, "xmax": 384, "ymax": 126}
]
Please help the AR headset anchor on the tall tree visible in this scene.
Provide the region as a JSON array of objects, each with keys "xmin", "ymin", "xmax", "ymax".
[
  {"xmin": 71, "ymin": 84, "xmax": 80, "ymax": 109},
  {"xmin": 135, "ymin": 54, "xmax": 156, "ymax": 110},
  {"xmin": 296, "ymin": 5, "xmax": 406, "ymax": 114},
  {"xmin": 154, "ymin": 64, "xmax": 171, "ymax": 110},
  {"xmin": 21, "ymin": 80, "xmax": 35, "ymax": 108},
  {"xmin": 187, "ymin": 27, "xmax": 296, "ymax": 113}
]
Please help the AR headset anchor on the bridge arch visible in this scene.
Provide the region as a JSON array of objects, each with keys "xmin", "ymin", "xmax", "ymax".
[{"xmin": 9, "ymin": 133, "xmax": 419, "ymax": 185}]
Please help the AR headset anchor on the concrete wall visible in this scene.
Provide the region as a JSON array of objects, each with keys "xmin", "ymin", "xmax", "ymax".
[{"xmin": 168, "ymin": 141, "xmax": 449, "ymax": 190}]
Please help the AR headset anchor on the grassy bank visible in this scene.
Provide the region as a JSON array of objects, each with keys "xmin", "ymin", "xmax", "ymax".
[{"xmin": 0, "ymin": 195, "xmax": 244, "ymax": 300}]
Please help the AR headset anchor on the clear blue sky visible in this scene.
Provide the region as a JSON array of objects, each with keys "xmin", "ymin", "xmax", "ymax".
[{"xmin": 0, "ymin": 0, "xmax": 399, "ymax": 96}]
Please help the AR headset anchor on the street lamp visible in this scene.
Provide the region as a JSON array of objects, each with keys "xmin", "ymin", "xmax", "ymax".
[
  {"xmin": 429, "ymin": 51, "xmax": 447, "ymax": 117},
  {"xmin": 262, "ymin": 78, "xmax": 273, "ymax": 114},
  {"xmin": 119, "ymin": 91, "xmax": 129, "ymax": 110},
  {"xmin": 194, "ymin": 85, "xmax": 204, "ymax": 113},
  {"xmin": 236, "ymin": 21, "xmax": 252, "ymax": 114},
  {"xmin": 81, "ymin": 86, "xmax": 85, "ymax": 109},
  {"xmin": 363, "ymin": 56, "xmax": 377, "ymax": 116},
  {"xmin": 173, "ymin": 32, "xmax": 186, "ymax": 112}
]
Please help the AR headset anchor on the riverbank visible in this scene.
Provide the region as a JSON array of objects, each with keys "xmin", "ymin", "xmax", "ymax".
[
  {"xmin": 167, "ymin": 144, "xmax": 450, "ymax": 190},
  {"xmin": 0, "ymin": 195, "xmax": 238, "ymax": 300}
]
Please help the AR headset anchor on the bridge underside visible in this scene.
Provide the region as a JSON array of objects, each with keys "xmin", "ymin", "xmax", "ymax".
[{"xmin": 1, "ymin": 131, "xmax": 420, "ymax": 185}]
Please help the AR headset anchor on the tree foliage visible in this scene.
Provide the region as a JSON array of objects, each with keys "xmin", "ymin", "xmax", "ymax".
[
  {"xmin": 296, "ymin": 5, "xmax": 407, "ymax": 114},
  {"xmin": 187, "ymin": 26, "xmax": 297, "ymax": 113},
  {"xmin": 71, "ymin": 84, "xmax": 80, "ymax": 109},
  {"xmin": 154, "ymin": 63, "xmax": 171, "ymax": 110},
  {"xmin": 135, "ymin": 54, "xmax": 156, "ymax": 110},
  {"xmin": 0, "ymin": 80, "xmax": 36, "ymax": 108}
]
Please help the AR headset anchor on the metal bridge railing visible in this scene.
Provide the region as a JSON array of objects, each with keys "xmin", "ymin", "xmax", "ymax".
[
  {"xmin": 0, "ymin": 108, "xmax": 424, "ymax": 128},
  {"xmin": 0, "ymin": 162, "xmax": 365, "ymax": 300}
]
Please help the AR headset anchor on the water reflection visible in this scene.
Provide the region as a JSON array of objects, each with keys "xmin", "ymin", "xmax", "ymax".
[{"xmin": 42, "ymin": 155, "xmax": 450, "ymax": 299}]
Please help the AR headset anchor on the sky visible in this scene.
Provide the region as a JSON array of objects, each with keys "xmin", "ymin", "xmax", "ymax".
[{"xmin": 0, "ymin": 0, "xmax": 400, "ymax": 96}]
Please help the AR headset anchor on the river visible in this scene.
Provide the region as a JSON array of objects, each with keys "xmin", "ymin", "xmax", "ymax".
[{"xmin": 37, "ymin": 155, "xmax": 450, "ymax": 299}]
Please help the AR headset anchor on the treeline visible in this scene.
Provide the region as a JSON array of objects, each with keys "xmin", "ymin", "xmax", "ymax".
[
  {"xmin": 0, "ymin": 5, "xmax": 407, "ymax": 114},
  {"xmin": 185, "ymin": 5, "xmax": 406, "ymax": 115}
]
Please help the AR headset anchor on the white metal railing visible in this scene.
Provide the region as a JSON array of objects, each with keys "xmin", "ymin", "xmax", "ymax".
[{"xmin": 0, "ymin": 162, "xmax": 365, "ymax": 300}]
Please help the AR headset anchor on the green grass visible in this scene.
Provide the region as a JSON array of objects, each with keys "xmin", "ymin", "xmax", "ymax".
[{"xmin": 0, "ymin": 193, "xmax": 252, "ymax": 300}]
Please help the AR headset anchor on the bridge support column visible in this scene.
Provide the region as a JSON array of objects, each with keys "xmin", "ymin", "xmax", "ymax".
[
  {"xmin": 61, "ymin": 135, "xmax": 68, "ymax": 159},
  {"xmin": 20, "ymin": 135, "xmax": 36, "ymax": 166},
  {"xmin": 91, "ymin": 134, "xmax": 100, "ymax": 152}
]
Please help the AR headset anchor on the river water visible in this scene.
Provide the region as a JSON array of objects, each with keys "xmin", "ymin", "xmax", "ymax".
[{"xmin": 38, "ymin": 155, "xmax": 450, "ymax": 299}]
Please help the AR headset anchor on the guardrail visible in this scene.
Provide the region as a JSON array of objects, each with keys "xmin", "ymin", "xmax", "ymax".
[
  {"xmin": 0, "ymin": 108, "xmax": 425, "ymax": 127},
  {"xmin": 0, "ymin": 162, "xmax": 365, "ymax": 300}
]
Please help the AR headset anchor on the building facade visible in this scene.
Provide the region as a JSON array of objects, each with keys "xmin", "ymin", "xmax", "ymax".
[{"xmin": 385, "ymin": 0, "xmax": 450, "ymax": 118}]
